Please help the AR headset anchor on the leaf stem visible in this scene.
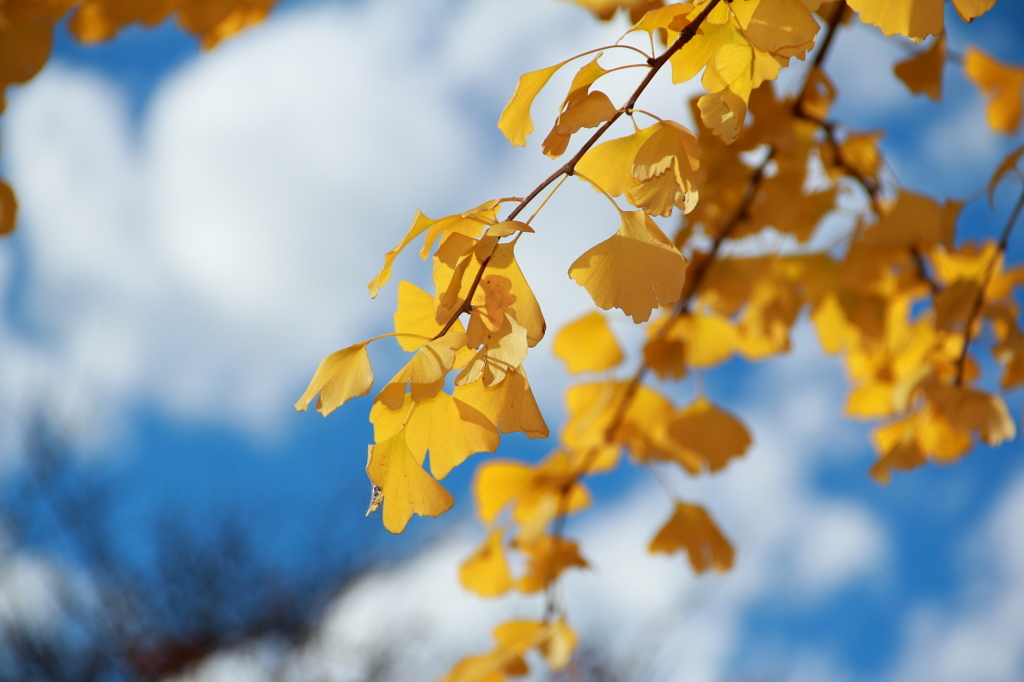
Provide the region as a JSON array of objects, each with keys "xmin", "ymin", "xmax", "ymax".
[
  {"xmin": 525, "ymin": 174, "xmax": 568, "ymax": 225},
  {"xmin": 572, "ymin": 170, "xmax": 621, "ymax": 213}
]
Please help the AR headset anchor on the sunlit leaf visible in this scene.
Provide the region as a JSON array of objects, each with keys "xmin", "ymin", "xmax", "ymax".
[
  {"xmin": 498, "ymin": 59, "xmax": 572, "ymax": 147},
  {"xmin": 569, "ymin": 208, "xmax": 688, "ymax": 323},
  {"xmin": 376, "ymin": 332, "xmax": 467, "ymax": 409},
  {"xmin": 405, "ymin": 391, "xmax": 500, "ymax": 479},
  {"xmin": 366, "ymin": 434, "xmax": 454, "ymax": 534},
  {"xmin": 295, "ymin": 342, "xmax": 374, "ymax": 416}
]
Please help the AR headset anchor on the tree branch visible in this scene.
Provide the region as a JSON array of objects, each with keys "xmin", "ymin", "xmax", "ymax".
[
  {"xmin": 435, "ymin": 0, "xmax": 725, "ymax": 341},
  {"xmin": 954, "ymin": 183, "xmax": 1024, "ymax": 386}
]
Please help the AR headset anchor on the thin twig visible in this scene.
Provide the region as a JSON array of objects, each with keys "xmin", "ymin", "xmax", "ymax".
[
  {"xmin": 543, "ymin": 0, "xmax": 851, "ymax": 617},
  {"xmin": 954, "ymin": 184, "xmax": 1024, "ymax": 386},
  {"xmin": 435, "ymin": 0, "xmax": 726, "ymax": 341}
]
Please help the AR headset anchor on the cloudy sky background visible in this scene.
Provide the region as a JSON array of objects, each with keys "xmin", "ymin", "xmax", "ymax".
[{"xmin": 1, "ymin": 0, "xmax": 1024, "ymax": 680}]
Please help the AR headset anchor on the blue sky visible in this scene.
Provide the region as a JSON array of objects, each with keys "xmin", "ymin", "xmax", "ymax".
[{"xmin": 1, "ymin": 1, "xmax": 1024, "ymax": 680}]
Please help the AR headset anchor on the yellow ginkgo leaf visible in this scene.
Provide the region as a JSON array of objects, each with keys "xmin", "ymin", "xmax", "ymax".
[
  {"xmin": 933, "ymin": 279, "xmax": 982, "ymax": 331},
  {"xmin": 663, "ymin": 312, "xmax": 738, "ymax": 368},
  {"xmin": 375, "ymin": 332, "xmax": 467, "ymax": 409},
  {"xmin": 369, "ymin": 394, "xmax": 414, "ymax": 444},
  {"xmin": 697, "ymin": 87, "xmax": 747, "ymax": 144},
  {"xmin": 626, "ymin": 157, "xmax": 695, "ymax": 216},
  {"xmin": 368, "ymin": 210, "xmax": 434, "ymax": 298},
  {"xmin": 553, "ymin": 311, "xmax": 624, "ymax": 374},
  {"xmin": 665, "ymin": 397, "xmax": 752, "ymax": 472},
  {"xmin": 542, "ymin": 90, "xmax": 617, "ymax": 158},
  {"xmin": 394, "ymin": 281, "xmax": 465, "ymax": 351},
  {"xmin": 894, "ymin": 32, "xmax": 945, "ymax": 100},
  {"xmin": 366, "ymin": 433, "xmax": 454, "ymax": 534},
  {"xmin": 649, "ymin": 501, "xmax": 735, "ymax": 573},
  {"xmin": 632, "ymin": 120, "xmax": 701, "ymax": 181},
  {"xmin": 569, "ymin": 209, "xmax": 688, "ymax": 323},
  {"xmin": 740, "ymin": 0, "xmax": 819, "ymax": 61},
  {"xmin": 294, "ymin": 341, "xmax": 374, "ymax": 416},
  {"xmin": 918, "ymin": 406, "xmax": 973, "ymax": 462},
  {"xmin": 669, "ymin": 19, "xmax": 740, "ymax": 86},
  {"xmin": 516, "ymin": 536, "xmax": 588, "ymax": 593},
  {"xmin": 419, "ymin": 199, "xmax": 502, "ymax": 260},
  {"xmin": 562, "ymin": 381, "xmax": 627, "ymax": 453},
  {"xmin": 629, "ymin": 3, "xmax": 693, "ymax": 35},
  {"xmin": 498, "ymin": 59, "xmax": 572, "ymax": 147},
  {"xmin": 576, "ymin": 124, "xmax": 660, "ymax": 197},
  {"xmin": 626, "ymin": 120, "xmax": 701, "ymax": 216},
  {"xmin": 459, "ymin": 315, "xmax": 529, "ymax": 387},
  {"xmin": 964, "ymin": 46, "xmax": 1024, "ymax": 134},
  {"xmin": 487, "ymin": 242, "xmax": 547, "ymax": 347},
  {"xmin": 455, "ymin": 366, "xmax": 549, "ymax": 439},
  {"xmin": 460, "ymin": 530, "xmax": 512, "ymax": 597},
  {"xmin": 405, "ymin": 391, "xmax": 499, "ymax": 479}
]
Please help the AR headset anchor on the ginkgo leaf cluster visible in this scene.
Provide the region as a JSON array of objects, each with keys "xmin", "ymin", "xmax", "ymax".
[{"xmin": 290, "ymin": 0, "xmax": 1022, "ymax": 680}]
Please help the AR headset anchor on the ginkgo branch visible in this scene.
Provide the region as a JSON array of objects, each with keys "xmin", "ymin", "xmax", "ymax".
[
  {"xmin": 433, "ymin": 0, "xmax": 725, "ymax": 342},
  {"xmin": 954, "ymin": 183, "xmax": 1024, "ymax": 386}
]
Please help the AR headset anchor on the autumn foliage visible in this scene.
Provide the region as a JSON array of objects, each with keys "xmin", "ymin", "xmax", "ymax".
[{"xmin": 3, "ymin": 0, "xmax": 1024, "ymax": 680}]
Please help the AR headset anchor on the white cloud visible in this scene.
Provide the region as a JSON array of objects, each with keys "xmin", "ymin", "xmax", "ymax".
[{"xmin": 0, "ymin": 0, "xmax": 627, "ymax": 450}]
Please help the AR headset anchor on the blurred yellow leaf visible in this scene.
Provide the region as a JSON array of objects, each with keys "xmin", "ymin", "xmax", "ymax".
[
  {"xmin": 536, "ymin": 618, "xmax": 577, "ymax": 671},
  {"xmin": 964, "ymin": 46, "xmax": 1024, "ymax": 134},
  {"xmin": 861, "ymin": 191, "xmax": 960, "ymax": 249},
  {"xmin": 649, "ymin": 501, "xmax": 735, "ymax": 573},
  {"xmin": 894, "ymin": 33, "xmax": 945, "ymax": 100},
  {"xmin": 460, "ymin": 530, "xmax": 512, "ymax": 597},
  {"xmin": 926, "ymin": 385, "xmax": 1017, "ymax": 446},
  {"xmin": 666, "ymin": 397, "xmax": 752, "ymax": 472},
  {"xmin": 553, "ymin": 311, "xmax": 624, "ymax": 373},
  {"xmin": 516, "ymin": 536, "xmax": 588, "ymax": 593}
]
